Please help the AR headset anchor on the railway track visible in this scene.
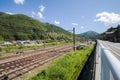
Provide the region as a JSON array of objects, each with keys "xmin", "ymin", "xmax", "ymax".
[
  {"xmin": 0, "ymin": 45, "xmax": 61, "ymax": 63},
  {"xmin": 0, "ymin": 44, "xmax": 73, "ymax": 80}
]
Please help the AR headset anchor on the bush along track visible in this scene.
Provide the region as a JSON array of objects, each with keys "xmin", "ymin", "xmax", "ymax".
[{"xmin": 28, "ymin": 44, "xmax": 95, "ymax": 80}]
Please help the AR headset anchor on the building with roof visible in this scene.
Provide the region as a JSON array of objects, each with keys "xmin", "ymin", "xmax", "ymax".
[{"xmin": 105, "ymin": 25, "xmax": 120, "ymax": 42}]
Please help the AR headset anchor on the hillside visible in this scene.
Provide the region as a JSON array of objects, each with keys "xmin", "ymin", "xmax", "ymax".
[
  {"xmin": 80, "ymin": 31, "xmax": 99, "ymax": 39},
  {"xmin": 0, "ymin": 12, "xmax": 81, "ymax": 41}
]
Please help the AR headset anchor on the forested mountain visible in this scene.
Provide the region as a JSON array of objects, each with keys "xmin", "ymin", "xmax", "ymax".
[
  {"xmin": 80, "ymin": 31, "xmax": 99, "ymax": 39},
  {"xmin": 0, "ymin": 12, "xmax": 82, "ymax": 41}
]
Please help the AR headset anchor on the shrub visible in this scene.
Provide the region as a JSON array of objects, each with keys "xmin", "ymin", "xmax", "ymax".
[
  {"xmin": 76, "ymin": 45, "xmax": 87, "ymax": 50},
  {"xmin": 28, "ymin": 44, "xmax": 95, "ymax": 80}
]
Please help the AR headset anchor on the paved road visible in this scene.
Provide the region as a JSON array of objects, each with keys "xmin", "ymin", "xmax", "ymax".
[{"xmin": 100, "ymin": 40, "xmax": 120, "ymax": 61}]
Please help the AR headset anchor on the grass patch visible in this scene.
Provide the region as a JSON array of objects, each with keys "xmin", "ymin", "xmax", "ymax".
[
  {"xmin": 28, "ymin": 44, "xmax": 95, "ymax": 80},
  {"xmin": 45, "ymin": 41, "xmax": 72, "ymax": 46}
]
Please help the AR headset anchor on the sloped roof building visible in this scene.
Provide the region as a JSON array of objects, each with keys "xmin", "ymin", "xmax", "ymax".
[{"xmin": 106, "ymin": 25, "xmax": 120, "ymax": 42}]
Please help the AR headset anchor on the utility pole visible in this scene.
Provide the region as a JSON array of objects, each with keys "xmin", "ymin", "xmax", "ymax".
[
  {"xmin": 73, "ymin": 27, "xmax": 75, "ymax": 51},
  {"xmin": 43, "ymin": 32, "xmax": 46, "ymax": 48},
  {"xmin": 43, "ymin": 38, "xmax": 45, "ymax": 48}
]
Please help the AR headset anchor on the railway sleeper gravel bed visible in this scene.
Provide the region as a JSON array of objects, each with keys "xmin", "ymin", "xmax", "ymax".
[
  {"xmin": 6, "ymin": 48, "xmax": 71, "ymax": 79},
  {"xmin": 0, "ymin": 45, "xmax": 70, "ymax": 63},
  {"xmin": 0, "ymin": 45, "xmax": 73, "ymax": 80},
  {"xmin": 0, "ymin": 45, "xmax": 71, "ymax": 69}
]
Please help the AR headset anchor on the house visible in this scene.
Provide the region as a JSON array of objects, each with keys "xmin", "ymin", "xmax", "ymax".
[{"xmin": 105, "ymin": 25, "xmax": 120, "ymax": 42}]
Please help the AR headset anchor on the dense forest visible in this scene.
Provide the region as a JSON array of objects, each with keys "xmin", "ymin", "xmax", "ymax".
[{"xmin": 0, "ymin": 12, "xmax": 82, "ymax": 42}]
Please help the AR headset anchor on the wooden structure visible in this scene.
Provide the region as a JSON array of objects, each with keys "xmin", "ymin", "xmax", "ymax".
[{"xmin": 106, "ymin": 25, "xmax": 120, "ymax": 42}]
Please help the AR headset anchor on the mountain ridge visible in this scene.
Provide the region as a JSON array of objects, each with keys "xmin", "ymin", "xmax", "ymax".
[
  {"xmin": 0, "ymin": 12, "xmax": 81, "ymax": 41},
  {"xmin": 80, "ymin": 31, "xmax": 99, "ymax": 39}
]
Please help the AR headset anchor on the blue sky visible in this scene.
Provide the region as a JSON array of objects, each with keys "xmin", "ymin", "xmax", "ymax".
[{"xmin": 0, "ymin": 0, "xmax": 120, "ymax": 34}]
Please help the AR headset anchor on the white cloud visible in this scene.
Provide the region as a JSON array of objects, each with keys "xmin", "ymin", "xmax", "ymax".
[
  {"xmin": 37, "ymin": 12, "xmax": 44, "ymax": 19},
  {"xmin": 54, "ymin": 20, "xmax": 60, "ymax": 25},
  {"xmin": 37, "ymin": 5, "xmax": 45, "ymax": 18},
  {"xmin": 32, "ymin": 11, "xmax": 35, "ymax": 15},
  {"xmin": 81, "ymin": 16, "xmax": 85, "ymax": 18},
  {"xmin": 6, "ymin": 12, "xmax": 15, "ymax": 15},
  {"xmin": 14, "ymin": 0, "xmax": 25, "ymax": 5},
  {"xmin": 72, "ymin": 23, "xmax": 78, "ymax": 26},
  {"xmin": 31, "ymin": 11, "xmax": 36, "ymax": 17},
  {"xmin": 39, "ymin": 5, "xmax": 45, "ymax": 12},
  {"xmin": 81, "ymin": 26, "xmax": 84, "ymax": 29},
  {"xmin": 94, "ymin": 12, "xmax": 120, "ymax": 26}
]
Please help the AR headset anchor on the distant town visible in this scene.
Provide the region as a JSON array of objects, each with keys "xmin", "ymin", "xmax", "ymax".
[{"xmin": 0, "ymin": 40, "xmax": 42, "ymax": 46}]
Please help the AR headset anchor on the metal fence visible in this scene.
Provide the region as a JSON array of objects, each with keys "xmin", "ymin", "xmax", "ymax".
[{"xmin": 97, "ymin": 40, "xmax": 120, "ymax": 80}]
